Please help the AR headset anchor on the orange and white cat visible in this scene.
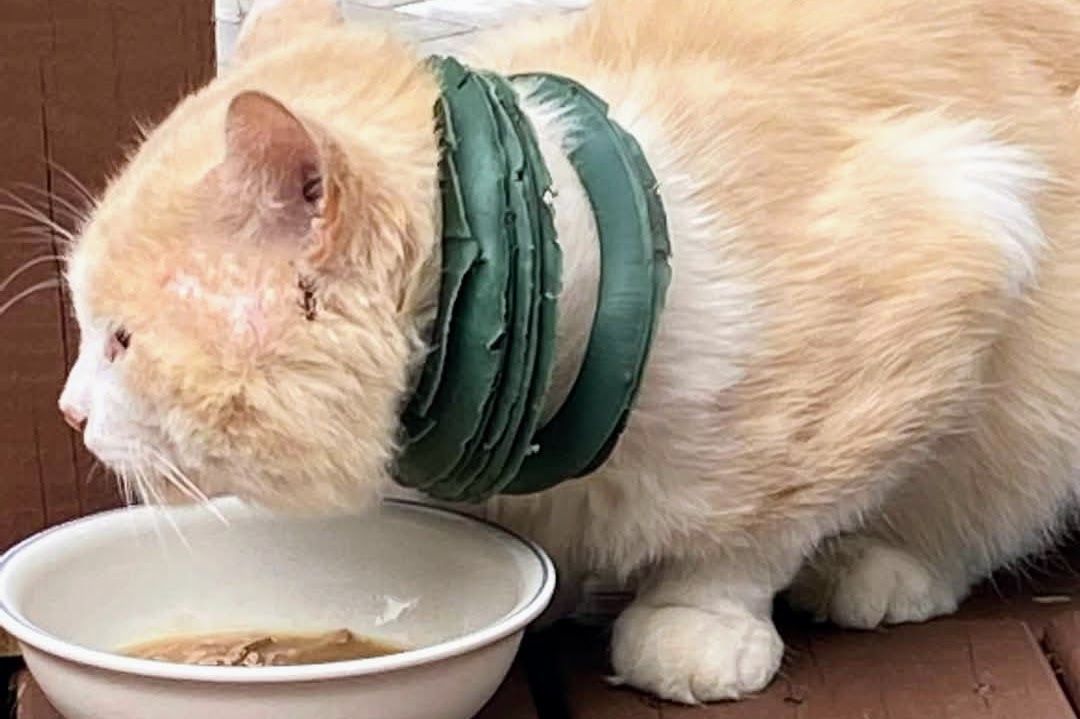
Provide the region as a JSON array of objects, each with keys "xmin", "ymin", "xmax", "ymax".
[{"xmin": 57, "ymin": 0, "xmax": 1080, "ymax": 703}]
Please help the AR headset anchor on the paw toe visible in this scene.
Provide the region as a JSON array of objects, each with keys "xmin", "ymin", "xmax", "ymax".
[
  {"xmin": 788, "ymin": 538, "xmax": 959, "ymax": 630},
  {"xmin": 612, "ymin": 602, "xmax": 783, "ymax": 704}
]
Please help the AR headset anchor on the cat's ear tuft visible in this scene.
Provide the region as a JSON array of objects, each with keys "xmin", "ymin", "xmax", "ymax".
[{"xmin": 231, "ymin": 0, "xmax": 344, "ymax": 67}]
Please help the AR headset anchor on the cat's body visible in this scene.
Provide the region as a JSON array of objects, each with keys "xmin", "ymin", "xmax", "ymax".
[{"xmin": 58, "ymin": 0, "xmax": 1080, "ymax": 703}]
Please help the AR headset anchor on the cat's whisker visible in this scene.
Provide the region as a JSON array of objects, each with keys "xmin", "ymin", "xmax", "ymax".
[
  {"xmin": 0, "ymin": 190, "xmax": 51, "ymax": 217},
  {"xmin": 0, "ymin": 191, "xmax": 76, "ymax": 244},
  {"xmin": 126, "ymin": 446, "xmax": 193, "ymax": 548},
  {"xmin": 89, "ymin": 444, "xmax": 134, "ymax": 507},
  {"xmin": 0, "ymin": 216, "xmax": 74, "ymax": 251},
  {"xmin": 6, "ymin": 225, "xmax": 73, "ymax": 246},
  {"xmin": 125, "ymin": 445, "xmax": 148, "ymax": 501},
  {"xmin": 147, "ymin": 449, "xmax": 199, "ymax": 498},
  {"xmin": 154, "ymin": 462, "xmax": 200, "ymax": 505},
  {"xmin": 128, "ymin": 463, "xmax": 166, "ymax": 546},
  {"xmin": 122, "ymin": 474, "xmax": 135, "ymax": 506},
  {"xmin": 120, "ymin": 468, "xmax": 136, "ymax": 507},
  {"xmin": 13, "ymin": 184, "xmax": 89, "ymax": 227},
  {"xmin": 149, "ymin": 449, "xmax": 229, "ymax": 526},
  {"xmin": 0, "ymin": 204, "xmax": 71, "ymax": 239},
  {"xmin": 142, "ymin": 477, "xmax": 192, "ymax": 550},
  {"xmin": 0, "ymin": 255, "xmax": 66, "ymax": 295},
  {"xmin": 83, "ymin": 459, "xmax": 106, "ymax": 496},
  {"xmin": 129, "ymin": 460, "xmax": 185, "ymax": 550},
  {"xmin": 133, "ymin": 119, "xmax": 153, "ymax": 143},
  {"xmin": 0, "ymin": 279, "xmax": 62, "ymax": 319},
  {"xmin": 150, "ymin": 453, "xmax": 207, "ymax": 504},
  {"xmin": 46, "ymin": 160, "xmax": 97, "ymax": 206},
  {"xmin": 4, "ymin": 236, "xmax": 68, "ymax": 248}
]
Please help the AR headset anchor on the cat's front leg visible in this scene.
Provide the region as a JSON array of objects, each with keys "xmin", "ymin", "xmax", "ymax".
[{"xmin": 610, "ymin": 547, "xmax": 803, "ymax": 704}]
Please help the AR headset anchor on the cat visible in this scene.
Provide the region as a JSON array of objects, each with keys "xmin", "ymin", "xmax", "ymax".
[{"xmin": 56, "ymin": 0, "xmax": 1080, "ymax": 704}]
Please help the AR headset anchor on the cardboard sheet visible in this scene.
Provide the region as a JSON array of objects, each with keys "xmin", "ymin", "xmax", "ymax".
[{"xmin": 0, "ymin": 0, "xmax": 215, "ymax": 551}]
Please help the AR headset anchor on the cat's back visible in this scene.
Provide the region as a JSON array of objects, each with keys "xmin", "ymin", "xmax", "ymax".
[
  {"xmin": 485, "ymin": 0, "xmax": 1080, "ymax": 479},
  {"xmin": 498, "ymin": 0, "xmax": 1080, "ymax": 103},
  {"xmin": 592, "ymin": 0, "xmax": 1077, "ymax": 65},
  {"xmin": 489, "ymin": 0, "xmax": 1080, "ymax": 262}
]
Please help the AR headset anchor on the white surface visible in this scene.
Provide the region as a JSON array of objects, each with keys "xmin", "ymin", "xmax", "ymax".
[
  {"xmin": 214, "ymin": 0, "xmax": 590, "ymax": 65},
  {"xmin": 0, "ymin": 499, "xmax": 555, "ymax": 719}
]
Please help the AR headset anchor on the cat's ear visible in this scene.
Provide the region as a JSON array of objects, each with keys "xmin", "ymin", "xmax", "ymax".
[
  {"xmin": 231, "ymin": 0, "xmax": 344, "ymax": 67},
  {"xmin": 224, "ymin": 90, "xmax": 321, "ymax": 197},
  {"xmin": 220, "ymin": 91, "xmax": 341, "ymax": 256}
]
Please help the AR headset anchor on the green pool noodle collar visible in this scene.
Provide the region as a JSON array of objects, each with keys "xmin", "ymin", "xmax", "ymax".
[{"xmin": 395, "ymin": 57, "xmax": 672, "ymax": 501}]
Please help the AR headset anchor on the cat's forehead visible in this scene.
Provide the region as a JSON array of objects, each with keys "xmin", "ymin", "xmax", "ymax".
[
  {"xmin": 160, "ymin": 253, "xmax": 291, "ymax": 346},
  {"xmin": 71, "ymin": 211, "xmax": 296, "ymax": 354}
]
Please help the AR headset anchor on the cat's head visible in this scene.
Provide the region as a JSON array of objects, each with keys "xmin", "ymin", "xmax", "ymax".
[{"xmin": 58, "ymin": 0, "xmax": 441, "ymax": 512}]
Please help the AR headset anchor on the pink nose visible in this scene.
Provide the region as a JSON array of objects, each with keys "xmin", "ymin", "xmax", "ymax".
[{"xmin": 59, "ymin": 403, "xmax": 86, "ymax": 432}]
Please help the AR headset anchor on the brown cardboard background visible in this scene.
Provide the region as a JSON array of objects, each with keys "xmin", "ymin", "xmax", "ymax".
[{"xmin": 0, "ymin": 0, "xmax": 215, "ymax": 551}]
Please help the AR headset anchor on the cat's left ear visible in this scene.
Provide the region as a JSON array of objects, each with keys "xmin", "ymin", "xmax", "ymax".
[{"xmin": 221, "ymin": 90, "xmax": 344, "ymax": 262}]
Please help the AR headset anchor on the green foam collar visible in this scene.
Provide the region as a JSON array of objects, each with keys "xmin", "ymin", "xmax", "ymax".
[{"xmin": 395, "ymin": 57, "xmax": 671, "ymax": 501}]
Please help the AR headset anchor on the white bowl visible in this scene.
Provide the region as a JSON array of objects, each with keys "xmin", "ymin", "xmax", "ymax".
[{"xmin": 0, "ymin": 498, "xmax": 555, "ymax": 719}]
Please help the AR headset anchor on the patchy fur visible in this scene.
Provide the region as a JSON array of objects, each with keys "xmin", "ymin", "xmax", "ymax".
[{"xmin": 59, "ymin": 0, "xmax": 1080, "ymax": 704}]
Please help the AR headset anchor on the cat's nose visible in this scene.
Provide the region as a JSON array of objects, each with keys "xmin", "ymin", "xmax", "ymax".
[{"xmin": 59, "ymin": 402, "xmax": 87, "ymax": 432}]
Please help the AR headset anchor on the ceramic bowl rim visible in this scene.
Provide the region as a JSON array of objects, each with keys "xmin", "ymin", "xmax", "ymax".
[{"xmin": 0, "ymin": 499, "xmax": 556, "ymax": 684}]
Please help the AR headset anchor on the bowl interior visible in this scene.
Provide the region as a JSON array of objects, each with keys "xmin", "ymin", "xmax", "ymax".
[{"xmin": 0, "ymin": 500, "xmax": 539, "ymax": 657}]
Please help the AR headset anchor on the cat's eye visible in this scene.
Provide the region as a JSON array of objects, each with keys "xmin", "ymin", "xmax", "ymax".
[{"xmin": 106, "ymin": 327, "xmax": 131, "ymax": 362}]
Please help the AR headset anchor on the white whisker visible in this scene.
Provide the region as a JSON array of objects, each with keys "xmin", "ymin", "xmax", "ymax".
[
  {"xmin": 0, "ymin": 255, "xmax": 65, "ymax": 295},
  {"xmin": 0, "ymin": 191, "xmax": 76, "ymax": 243},
  {"xmin": 0, "ymin": 279, "xmax": 61, "ymax": 319},
  {"xmin": 13, "ymin": 183, "xmax": 89, "ymax": 227},
  {"xmin": 120, "ymin": 469, "xmax": 136, "ymax": 506},
  {"xmin": 7, "ymin": 226, "xmax": 72, "ymax": 245},
  {"xmin": 128, "ymin": 447, "xmax": 192, "ymax": 550},
  {"xmin": 149, "ymin": 449, "xmax": 229, "ymax": 526},
  {"xmin": 5, "ymin": 235, "xmax": 68, "ymax": 248},
  {"xmin": 145, "ymin": 483, "xmax": 191, "ymax": 550},
  {"xmin": 0, "ymin": 206, "xmax": 73, "ymax": 242},
  {"xmin": 130, "ymin": 463, "xmax": 167, "ymax": 549},
  {"xmin": 47, "ymin": 161, "xmax": 97, "ymax": 205},
  {"xmin": 158, "ymin": 466, "xmax": 201, "ymax": 505},
  {"xmin": 85, "ymin": 459, "xmax": 104, "ymax": 489}
]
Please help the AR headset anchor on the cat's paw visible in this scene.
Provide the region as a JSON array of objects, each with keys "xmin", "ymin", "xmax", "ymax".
[
  {"xmin": 786, "ymin": 537, "xmax": 960, "ymax": 629},
  {"xmin": 610, "ymin": 601, "xmax": 783, "ymax": 704}
]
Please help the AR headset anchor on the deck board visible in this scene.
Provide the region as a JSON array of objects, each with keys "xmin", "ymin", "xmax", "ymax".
[
  {"xmin": 13, "ymin": 671, "xmax": 58, "ymax": 719},
  {"xmin": 476, "ymin": 660, "xmax": 540, "ymax": 719},
  {"xmin": 538, "ymin": 614, "xmax": 1077, "ymax": 719},
  {"xmin": 1044, "ymin": 611, "xmax": 1080, "ymax": 713}
]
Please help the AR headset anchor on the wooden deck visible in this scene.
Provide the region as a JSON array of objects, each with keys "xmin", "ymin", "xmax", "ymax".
[{"xmin": 10, "ymin": 556, "xmax": 1080, "ymax": 719}]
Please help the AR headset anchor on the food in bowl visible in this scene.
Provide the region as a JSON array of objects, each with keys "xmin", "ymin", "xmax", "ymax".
[
  {"xmin": 123, "ymin": 628, "xmax": 403, "ymax": 666},
  {"xmin": 0, "ymin": 498, "xmax": 556, "ymax": 719}
]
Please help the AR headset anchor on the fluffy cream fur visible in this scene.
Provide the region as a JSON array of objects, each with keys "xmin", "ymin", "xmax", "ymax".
[{"xmin": 58, "ymin": 0, "xmax": 1080, "ymax": 704}]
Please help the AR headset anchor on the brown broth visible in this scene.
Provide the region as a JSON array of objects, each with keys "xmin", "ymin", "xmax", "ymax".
[{"xmin": 122, "ymin": 629, "xmax": 403, "ymax": 667}]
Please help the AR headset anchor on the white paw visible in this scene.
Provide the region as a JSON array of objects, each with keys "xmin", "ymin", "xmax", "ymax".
[
  {"xmin": 787, "ymin": 538, "xmax": 960, "ymax": 629},
  {"xmin": 610, "ymin": 601, "xmax": 784, "ymax": 704}
]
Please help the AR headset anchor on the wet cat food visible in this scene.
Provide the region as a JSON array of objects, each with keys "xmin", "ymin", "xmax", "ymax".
[{"xmin": 123, "ymin": 629, "xmax": 402, "ymax": 667}]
